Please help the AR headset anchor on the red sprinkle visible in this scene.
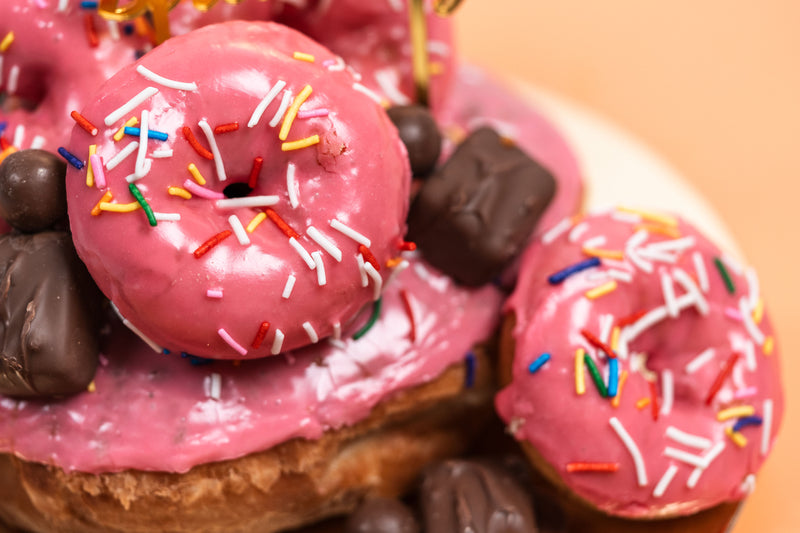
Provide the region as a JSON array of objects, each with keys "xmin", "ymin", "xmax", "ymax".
[
  {"xmin": 264, "ymin": 208, "xmax": 299, "ymax": 239},
  {"xmin": 705, "ymin": 352, "xmax": 741, "ymax": 406},
  {"xmin": 648, "ymin": 380, "xmax": 660, "ymax": 421},
  {"xmin": 193, "ymin": 230, "xmax": 232, "ymax": 259},
  {"xmin": 0, "ymin": 137, "xmax": 10, "ymax": 151},
  {"xmin": 84, "ymin": 14, "xmax": 99, "ymax": 48},
  {"xmin": 251, "ymin": 321, "xmax": 271, "ymax": 349},
  {"xmin": 358, "ymin": 244, "xmax": 380, "ymax": 271},
  {"xmin": 70, "ymin": 111, "xmax": 99, "ymax": 136},
  {"xmin": 398, "ymin": 240, "xmax": 417, "ymax": 252},
  {"xmin": 566, "ymin": 462, "xmax": 620, "ymax": 473},
  {"xmin": 616, "ymin": 310, "xmax": 647, "ymax": 328},
  {"xmin": 183, "ymin": 126, "xmax": 213, "ymax": 160},
  {"xmin": 247, "ymin": 156, "xmax": 264, "ymax": 189},
  {"xmin": 580, "ymin": 329, "xmax": 618, "ymax": 359},
  {"xmin": 400, "ymin": 289, "xmax": 416, "ymax": 342},
  {"xmin": 214, "ymin": 122, "xmax": 240, "ymax": 134}
]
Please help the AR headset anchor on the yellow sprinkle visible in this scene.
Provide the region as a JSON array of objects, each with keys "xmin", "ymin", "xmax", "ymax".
[
  {"xmin": 429, "ymin": 61, "xmax": 444, "ymax": 75},
  {"xmin": 717, "ymin": 405, "xmax": 756, "ymax": 422},
  {"xmin": 114, "ymin": 117, "xmax": 138, "ymax": 142},
  {"xmin": 585, "ymin": 280, "xmax": 618, "ymax": 300},
  {"xmin": 611, "ymin": 370, "xmax": 628, "ymax": 408},
  {"xmin": 279, "ymin": 84, "xmax": 313, "ymax": 141},
  {"xmin": 635, "ymin": 223, "xmax": 681, "ymax": 238},
  {"xmin": 763, "ymin": 336, "xmax": 774, "ymax": 356},
  {"xmin": 583, "ymin": 248, "xmax": 625, "ymax": 260},
  {"xmin": 187, "ymin": 163, "xmax": 206, "ymax": 185},
  {"xmin": 245, "ymin": 212, "xmax": 267, "ymax": 233},
  {"xmin": 292, "ymin": 51, "xmax": 315, "ymax": 63},
  {"xmin": 282, "ymin": 135, "xmax": 320, "ymax": 152},
  {"xmin": 635, "ymin": 397, "xmax": 651, "ymax": 410},
  {"xmin": 86, "ymin": 145, "xmax": 97, "ymax": 187},
  {"xmin": 752, "ymin": 298, "xmax": 764, "ymax": 324},
  {"xmin": 445, "ymin": 125, "xmax": 466, "ymax": 144},
  {"xmin": 610, "ymin": 326, "xmax": 621, "ymax": 352},
  {"xmin": 0, "ymin": 146, "xmax": 18, "ymax": 165},
  {"xmin": 99, "ymin": 201, "xmax": 141, "ymax": 213},
  {"xmin": 91, "ymin": 191, "xmax": 114, "ymax": 216},
  {"xmin": 574, "ymin": 348, "xmax": 586, "ymax": 395},
  {"xmin": 0, "ymin": 32, "xmax": 14, "ymax": 53},
  {"xmin": 167, "ymin": 186, "xmax": 192, "ymax": 200},
  {"xmin": 617, "ymin": 206, "xmax": 678, "ymax": 227},
  {"xmin": 386, "ymin": 257, "xmax": 404, "ymax": 268},
  {"xmin": 86, "ymin": 381, "xmax": 96, "ymax": 393},
  {"xmin": 725, "ymin": 427, "xmax": 748, "ymax": 448}
]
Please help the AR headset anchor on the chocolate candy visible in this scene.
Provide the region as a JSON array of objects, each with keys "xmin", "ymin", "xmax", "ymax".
[
  {"xmin": 406, "ymin": 127, "xmax": 556, "ymax": 286},
  {"xmin": 345, "ymin": 498, "xmax": 419, "ymax": 533},
  {"xmin": 0, "ymin": 149, "xmax": 68, "ymax": 233},
  {"xmin": 419, "ymin": 460, "xmax": 537, "ymax": 533},
  {"xmin": 0, "ymin": 232, "xmax": 103, "ymax": 397},
  {"xmin": 387, "ymin": 105, "xmax": 442, "ymax": 178}
]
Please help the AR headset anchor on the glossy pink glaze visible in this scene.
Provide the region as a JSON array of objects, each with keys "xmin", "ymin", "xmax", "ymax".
[
  {"xmin": 65, "ymin": 22, "xmax": 411, "ymax": 359},
  {"xmin": 496, "ymin": 212, "xmax": 783, "ymax": 517}
]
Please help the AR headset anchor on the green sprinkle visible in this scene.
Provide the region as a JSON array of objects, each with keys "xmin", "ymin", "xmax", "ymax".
[
  {"xmin": 584, "ymin": 353, "xmax": 608, "ymax": 398},
  {"xmin": 713, "ymin": 257, "xmax": 735, "ymax": 294},
  {"xmin": 353, "ymin": 297, "xmax": 382, "ymax": 340},
  {"xmin": 128, "ymin": 182, "xmax": 157, "ymax": 227}
]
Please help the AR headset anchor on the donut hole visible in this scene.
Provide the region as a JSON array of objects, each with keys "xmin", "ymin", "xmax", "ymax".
[
  {"xmin": 223, "ymin": 182, "xmax": 254, "ymax": 199},
  {"xmin": 1, "ymin": 65, "xmax": 48, "ymax": 114}
]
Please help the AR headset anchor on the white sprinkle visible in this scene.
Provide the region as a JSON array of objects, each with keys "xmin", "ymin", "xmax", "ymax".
[
  {"xmin": 307, "ymin": 226, "xmax": 342, "ymax": 262},
  {"xmin": 568, "ymin": 222, "xmax": 589, "ymax": 243},
  {"xmin": 282, "ymin": 274, "xmax": 296, "ymax": 299},
  {"xmin": 685, "ymin": 348, "xmax": 716, "ymax": 375},
  {"xmin": 646, "ymin": 235, "xmax": 696, "ymax": 253},
  {"xmin": 134, "ymin": 110, "xmax": 150, "ymax": 178},
  {"xmin": 611, "ymin": 210, "xmax": 642, "ymax": 224},
  {"xmin": 427, "ymin": 40, "xmax": 451, "ymax": 56},
  {"xmin": 583, "ymin": 235, "xmax": 607, "ymax": 250},
  {"xmin": 542, "ymin": 217, "xmax": 572, "ymax": 244},
  {"xmin": 286, "ymin": 162, "xmax": 299, "ymax": 208},
  {"xmin": 330, "ymin": 219, "xmax": 371, "ymax": 247},
  {"xmin": 228, "ymin": 215, "xmax": 250, "ymax": 245},
  {"xmin": 289, "ymin": 237, "xmax": 315, "ymax": 269},
  {"xmin": 660, "ymin": 370, "xmax": 674, "ymax": 416},
  {"xmin": 356, "ymin": 254, "xmax": 368, "ymax": 287},
  {"xmin": 332, "ymin": 322, "xmax": 342, "ymax": 340},
  {"xmin": 385, "ymin": 259, "xmax": 410, "ymax": 288},
  {"xmin": 106, "ymin": 20, "xmax": 120, "ymax": 41},
  {"xmin": 626, "ymin": 230, "xmax": 653, "ymax": 273},
  {"xmin": 30, "ymin": 135, "xmax": 46, "ymax": 149},
  {"xmin": 761, "ymin": 399, "xmax": 773, "ymax": 456},
  {"xmin": 609, "ymin": 417, "xmax": 648, "ymax": 487},
  {"xmin": 248, "ymin": 80, "xmax": 287, "ymax": 128},
  {"xmin": 722, "ymin": 252, "xmax": 744, "ymax": 276},
  {"xmin": 693, "ymin": 251, "xmax": 710, "ymax": 293},
  {"xmin": 215, "ymin": 196, "xmax": 279, "ymax": 209},
  {"xmin": 12, "ymin": 124, "xmax": 24, "ymax": 149},
  {"xmin": 364, "ymin": 262, "xmax": 383, "ymax": 301},
  {"xmin": 208, "ymin": 373, "xmax": 222, "ymax": 401},
  {"xmin": 7, "ymin": 65, "xmax": 19, "ymax": 95},
  {"xmin": 625, "ymin": 305, "xmax": 669, "ymax": 344},
  {"xmin": 269, "ymin": 89, "xmax": 293, "ymax": 128},
  {"xmin": 105, "ymin": 141, "xmax": 139, "ymax": 170},
  {"xmin": 153, "ymin": 212, "xmax": 180, "ymax": 222},
  {"xmin": 374, "ymin": 68, "xmax": 411, "ymax": 105},
  {"xmin": 606, "ymin": 269, "xmax": 633, "ymax": 283},
  {"xmin": 660, "ymin": 270, "xmax": 679, "ymax": 318},
  {"xmin": 740, "ymin": 474, "xmax": 757, "ymax": 495},
  {"xmin": 110, "ymin": 302, "xmax": 162, "ymax": 353},
  {"xmin": 599, "ymin": 314, "xmax": 614, "ymax": 344},
  {"xmin": 743, "ymin": 339, "xmax": 757, "ymax": 372},
  {"xmin": 352, "ymin": 82, "xmax": 383, "ymax": 104},
  {"xmin": 125, "ymin": 172, "xmax": 142, "ymax": 183},
  {"xmin": 652, "ymin": 465, "xmax": 679, "ymax": 498},
  {"xmin": 136, "ymin": 64, "xmax": 198, "ymax": 92},
  {"xmin": 271, "ymin": 329, "xmax": 285, "ymax": 355},
  {"xmin": 325, "ymin": 56, "xmax": 346, "ymax": 72},
  {"xmin": 745, "ymin": 267, "xmax": 760, "ymax": 310},
  {"xmin": 385, "ymin": 0, "xmax": 403, "ymax": 11},
  {"xmin": 663, "ymin": 447, "xmax": 707, "ymax": 469},
  {"xmin": 104, "ymin": 87, "xmax": 159, "ymax": 126},
  {"xmin": 303, "ymin": 321, "xmax": 319, "ymax": 343},
  {"xmin": 665, "ymin": 426, "xmax": 712, "ymax": 450},
  {"xmin": 739, "ymin": 297, "xmax": 765, "ymax": 345},
  {"xmin": 312, "ymin": 251, "xmax": 326, "ymax": 286},
  {"xmin": 152, "ymin": 149, "xmax": 173, "ymax": 158},
  {"xmin": 57, "ymin": 0, "xmax": 69, "ymax": 11},
  {"xmin": 686, "ymin": 442, "xmax": 726, "ymax": 488},
  {"xmin": 197, "ymin": 120, "xmax": 226, "ymax": 182},
  {"xmin": 672, "ymin": 267, "xmax": 710, "ymax": 315}
]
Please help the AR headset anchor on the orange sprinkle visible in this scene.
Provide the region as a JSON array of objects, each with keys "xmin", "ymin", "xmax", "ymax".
[
  {"xmin": 0, "ymin": 31, "xmax": 14, "ymax": 53},
  {"xmin": 752, "ymin": 298, "xmax": 764, "ymax": 324},
  {"xmin": 358, "ymin": 244, "xmax": 380, "ymax": 271},
  {"xmin": 636, "ymin": 222, "xmax": 681, "ymax": 238},
  {"xmin": 71, "ymin": 110, "xmax": 99, "ymax": 136},
  {"xmin": 635, "ymin": 397, "xmax": 651, "ymax": 410},
  {"xmin": 763, "ymin": 336, "xmax": 775, "ymax": 356},
  {"xmin": 86, "ymin": 381, "xmax": 96, "ymax": 393},
  {"xmin": 583, "ymin": 248, "xmax": 624, "ymax": 260},
  {"xmin": 168, "ymin": 186, "xmax": 192, "ymax": 199},
  {"xmin": 214, "ymin": 122, "xmax": 239, "ymax": 135},
  {"xmin": 385, "ymin": 257, "xmax": 404, "ymax": 268},
  {"xmin": 91, "ymin": 191, "xmax": 114, "ymax": 216},
  {"xmin": 611, "ymin": 370, "xmax": 629, "ymax": 408},
  {"xmin": 264, "ymin": 208, "xmax": 299, "ymax": 239},
  {"xmin": 183, "ymin": 126, "xmax": 213, "ymax": 159},
  {"xmin": 84, "ymin": 13, "xmax": 99, "ymax": 48},
  {"xmin": 610, "ymin": 326, "xmax": 621, "ymax": 352},
  {"xmin": 617, "ymin": 206, "xmax": 678, "ymax": 227},
  {"xmin": 566, "ymin": 462, "xmax": 620, "ymax": 473},
  {"xmin": 429, "ymin": 61, "xmax": 444, "ymax": 76},
  {"xmin": 0, "ymin": 146, "xmax": 17, "ymax": 165},
  {"xmin": 725, "ymin": 427, "xmax": 748, "ymax": 448}
]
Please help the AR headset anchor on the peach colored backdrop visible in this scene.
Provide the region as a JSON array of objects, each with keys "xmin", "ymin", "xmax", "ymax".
[{"xmin": 456, "ymin": 2, "xmax": 799, "ymax": 532}]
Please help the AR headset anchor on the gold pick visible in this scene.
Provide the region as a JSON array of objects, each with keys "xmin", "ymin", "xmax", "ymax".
[
  {"xmin": 98, "ymin": 0, "xmax": 179, "ymax": 44},
  {"xmin": 433, "ymin": 0, "xmax": 465, "ymax": 16}
]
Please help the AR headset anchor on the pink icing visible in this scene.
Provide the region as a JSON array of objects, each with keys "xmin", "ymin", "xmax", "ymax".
[
  {"xmin": 65, "ymin": 22, "xmax": 411, "ymax": 359},
  {"xmin": 496, "ymin": 211, "xmax": 783, "ymax": 517}
]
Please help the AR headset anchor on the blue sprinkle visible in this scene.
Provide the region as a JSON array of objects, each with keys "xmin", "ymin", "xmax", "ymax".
[
  {"xmin": 80, "ymin": 1, "xmax": 98, "ymax": 8},
  {"xmin": 528, "ymin": 353, "xmax": 551, "ymax": 374},
  {"xmin": 162, "ymin": 348, "xmax": 171, "ymax": 355},
  {"xmin": 547, "ymin": 256, "xmax": 602, "ymax": 285},
  {"xmin": 135, "ymin": 50, "xmax": 146, "ymax": 60},
  {"xmin": 123, "ymin": 24, "xmax": 135, "ymax": 36},
  {"xmin": 124, "ymin": 126, "xmax": 169, "ymax": 141},
  {"xmin": 607, "ymin": 358, "xmax": 619, "ymax": 397},
  {"xmin": 189, "ymin": 356, "xmax": 213, "ymax": 366},
  {"xmin": 733, "ymin": 415, "xmax": 763, "ymax": 433},
  {"xmin": 0, "ymin": 122, "xmax": 7, "ymax": 137},
  {"xmin": 57, "ymin": 147, "xmax": 84, "ymax": 169},
  {"xmin": 464, "ymin": 351, "xmax": 476, "ymax": 388}
]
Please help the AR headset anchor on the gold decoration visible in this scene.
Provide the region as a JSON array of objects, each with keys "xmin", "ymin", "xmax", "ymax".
[{"xmin": 432, "ymin": 0, "xmax": 464, "ymax": 16}]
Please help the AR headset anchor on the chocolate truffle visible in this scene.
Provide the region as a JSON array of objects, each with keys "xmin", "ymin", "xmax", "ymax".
[
  {"xmin": 0, "ymin": 149, "xmax": 68, "ymax": 233},
  {"xmin": 387, "ymin": 105, "xmax": 442, "ymax": 177},
  {"xmin": 345, "ymin": 498, "xmax": 419, "ymax": 533}
]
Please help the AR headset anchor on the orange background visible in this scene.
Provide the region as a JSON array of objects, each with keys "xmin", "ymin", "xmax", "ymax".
[{"xmin": 456, "ymin": 2, "xmax": 799, "ymax": 532}]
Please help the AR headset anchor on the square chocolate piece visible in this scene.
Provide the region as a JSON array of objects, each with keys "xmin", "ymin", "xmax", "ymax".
[{"xmin": 407, "ymin": 127, "xmax": 556, "ymax": 286}]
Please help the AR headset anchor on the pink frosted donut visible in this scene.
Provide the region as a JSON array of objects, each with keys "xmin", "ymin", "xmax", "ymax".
[
  {"xmin": 496, "ymin": 210, "xmax": 783, "ymax": 517},
  {"xmin": 65, "ymin": 21, "xmax": 411, "ymax": 359}
]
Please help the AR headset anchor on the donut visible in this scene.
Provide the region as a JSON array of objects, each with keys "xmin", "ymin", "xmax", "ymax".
[
  {"xmin": 64, "ymin": 21, "xmax": 411, "ymax": 359},
  {"xmin": 496, "ymin": 210, "xmax": 783, "ymax": 518}
]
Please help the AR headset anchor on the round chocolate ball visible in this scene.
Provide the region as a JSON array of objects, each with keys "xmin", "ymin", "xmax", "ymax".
[
  {"xmin": 387, "ymin": 105, "xmax": 442, "ymax": 178},
  {"xmin": 0, "ymin": 150, "xmax": 68, "ymax": 233},
  {"xmin": 345, "ymin": 498, "xmax": 419, "ymax": 533}
]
